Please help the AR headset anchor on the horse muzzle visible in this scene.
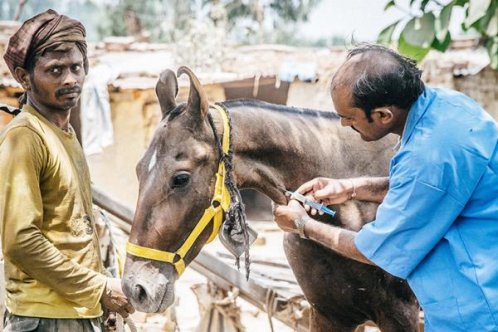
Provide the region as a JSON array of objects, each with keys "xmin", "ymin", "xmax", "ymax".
[{"xmin": 122, "ymin": 256, "xmax": 176, "ymax": 313}]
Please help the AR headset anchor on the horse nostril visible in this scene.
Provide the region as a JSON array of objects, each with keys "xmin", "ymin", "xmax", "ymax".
[{"xmin": 135, "ymin": 284, "xmax": 148, "ymax": 304}]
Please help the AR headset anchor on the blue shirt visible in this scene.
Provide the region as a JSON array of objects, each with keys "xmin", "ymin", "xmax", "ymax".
[{"xmin": 355, "ymin": 87, "xmax": 498, "ymax": 331}]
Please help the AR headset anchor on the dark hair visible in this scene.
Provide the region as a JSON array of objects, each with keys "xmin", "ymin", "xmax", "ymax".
[
  {"xmin": 25, "ymin": 53, "xmax": 42, "ymax": 74},
  {"xmin": 25, "ymin": 45, "xmax": 62, "ymax": 73},
  {"xmin": 342, "ymin": 44, "xmax": 424, "ymax": 120}
]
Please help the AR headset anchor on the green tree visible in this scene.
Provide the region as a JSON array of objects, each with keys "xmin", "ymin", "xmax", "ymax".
[
  {"xmin": 0, "ymin": 0, "xmax": 58, "ymax": 21},
  {"xmin": 97, "ymin": 0, "xmax": 321, "ymax": 44},
  {"xmin": 0, "ymin": 0, "xmax": 103, "ymax": 42},
  {"xmin": 379, "ymin": 0, "xmax": 498, "ymax": 69},
  {"xmin": 202, "ymin": 0, "xmax": 322, "ymax": 43},
  {"xmin": 98, "ymin": 0, "xmax": 182, "ymax": 42}
]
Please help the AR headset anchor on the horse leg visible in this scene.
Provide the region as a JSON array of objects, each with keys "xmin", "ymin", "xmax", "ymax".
[
  {"xmin": 283, "ymin": 233, "xmax": 365, "ymax": 331},
  {"xmin": 310, "ymin": 307, "xmax": 357, "ymax": 332}
]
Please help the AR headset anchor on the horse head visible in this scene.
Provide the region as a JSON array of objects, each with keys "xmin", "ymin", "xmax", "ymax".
[{"xmin": 122, "ymin": 67, "xmax": 229, "ymax": 312}]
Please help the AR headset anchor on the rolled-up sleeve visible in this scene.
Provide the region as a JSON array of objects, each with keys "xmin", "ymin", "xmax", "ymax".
[{"xmin": 0, "ymin": 127, "xmax": 106, "ymax": 309}]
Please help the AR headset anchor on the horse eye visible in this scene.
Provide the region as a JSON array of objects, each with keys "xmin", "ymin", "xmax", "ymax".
[{"xmin": 171, "ymin": 172, "xmax": 191, "ymax": 189}]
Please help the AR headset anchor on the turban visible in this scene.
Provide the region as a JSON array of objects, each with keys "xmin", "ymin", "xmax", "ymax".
[{"xmin": 3, "ymin": 9, "xmax": 88, "ymax": 82}]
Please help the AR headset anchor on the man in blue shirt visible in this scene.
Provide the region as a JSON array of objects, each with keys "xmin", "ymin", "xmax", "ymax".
[{"xmin": 273, "ymin": 44, "xmax": 498, "ymax": 331}]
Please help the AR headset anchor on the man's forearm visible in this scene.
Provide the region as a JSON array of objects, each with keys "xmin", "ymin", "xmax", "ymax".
[
  {"xmin": 304, "ymin": 219, "xmax": 374, "ymax": 265},
  {"xmin": 351, "ymin": 177, "xmax": 389, "ymax": 203},
  {"xmin": 3, "ymin": 228, "xmax": 106, "ymax": 308}
]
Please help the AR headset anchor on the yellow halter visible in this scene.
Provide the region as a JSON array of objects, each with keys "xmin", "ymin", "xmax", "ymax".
[{"xmin": 126, "ymin": 104, "xmax": 231, "ymax": 275}]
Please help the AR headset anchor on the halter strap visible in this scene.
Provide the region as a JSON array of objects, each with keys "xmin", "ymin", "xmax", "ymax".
[{"xmin": 126, "ymin": 104, "xmax": 231, "ymax": 276}]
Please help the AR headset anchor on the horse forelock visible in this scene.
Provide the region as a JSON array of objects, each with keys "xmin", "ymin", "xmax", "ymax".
[{"xmin": 166, "ymin": 102, "xmax": 187, "ymax": 121}]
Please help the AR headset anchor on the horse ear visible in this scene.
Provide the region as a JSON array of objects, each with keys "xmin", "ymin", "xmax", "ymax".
[
  {"xmin": 177, "ymin": 66, "xmax": 209, "ymax": 120},
  {"xmin": 156, "ymin": 69, "xmax": 178, "ymax": 118}
]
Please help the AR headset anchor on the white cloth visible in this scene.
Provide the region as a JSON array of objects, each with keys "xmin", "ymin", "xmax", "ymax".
[
  {"xmin": 279, "ymin": 61, "xmax": 317, "ymax": 82},
  {"xmin": 81, "ymin": 64, "xmax": 116, "ymax": 155}
]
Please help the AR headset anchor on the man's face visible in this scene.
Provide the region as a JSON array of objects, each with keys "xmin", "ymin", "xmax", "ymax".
[
  {"xmin": 332, "ymin": 86, "xmax": 390, "ymax": 142},
  {"xmin": 28, "ymin": 45, "xmax": 85, "ymax": 112}
]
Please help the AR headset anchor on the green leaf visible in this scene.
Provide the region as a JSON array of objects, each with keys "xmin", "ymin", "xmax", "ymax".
[
  {"xmin": 486, "ymin": 37, "xmax": 498, "ymax": 69},
  {"xmin": 401, "ymin": 12, "xmax": 436, "ymax": 48},
  {"xmin": 485, "ymin": 6, "xmax": 498, "ymax": 36},
  {"xmin": 432, "ymin": 31, "xmax": 452, "ymax": 52},
  {"xmin": 421, "ymin": 0, "xmax": 431, "ymax": 11},
  {"xmin": 398, "ymin": 33, "xmax": 431, "ymax": 62},
  {"xmin": 384, "ymin": 0, "xmax": 396, "ymax": 10},
  {"xmin": 435, "ymin": 3, "xmax": 454, "ymax": 42},
  {"xmin": 378, "ymin": 20, "xmax": 399, "ymax": 45},
  {"xmin": 465, "ymin": 0, "xmax": 492, "ymax": 28}
]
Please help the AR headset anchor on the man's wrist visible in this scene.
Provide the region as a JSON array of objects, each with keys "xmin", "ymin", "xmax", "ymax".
[
  {"xmin": 294, "ymin": 215, "xmax": 313, "ymax": 239},
  {"xmin": 348, "ymin": 178, "xmax": 357, "ymax": 200}
]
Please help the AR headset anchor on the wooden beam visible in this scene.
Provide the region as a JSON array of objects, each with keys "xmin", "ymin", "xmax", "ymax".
[{"xmin": 92, "ymin": 186, "xmax": 134, "ymax": 224}]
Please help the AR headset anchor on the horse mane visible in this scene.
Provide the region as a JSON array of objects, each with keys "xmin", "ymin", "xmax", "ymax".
[
  {"xmin": 166, "ymin": 99, "xmax": 340, "ymax": 123},
  {"xmin": 221, "ymin": 99, "xmax": 340, "ymax": 120}
]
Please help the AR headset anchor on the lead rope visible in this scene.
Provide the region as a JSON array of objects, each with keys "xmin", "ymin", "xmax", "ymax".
[
  {"xmin": 265, "ymin": 289, "xmax": 276, "ymax": 332},
  {"xmin": 208, "ymin": 104, "xmax": 251, "ymax": 279},
  {"xmin": 100, "ymin": 210, "xmax": 138, "ymax": 332}
]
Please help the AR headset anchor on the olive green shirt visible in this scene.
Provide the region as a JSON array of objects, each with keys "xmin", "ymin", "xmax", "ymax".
[{"xmin": 0, "ymin": 105, "xmax": 106, "ymax": 318}]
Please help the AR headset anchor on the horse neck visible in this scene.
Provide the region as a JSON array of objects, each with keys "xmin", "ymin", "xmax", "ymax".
[{"xmin": 219, "ymin": 101, "xmax": 348, "ymax": 205}]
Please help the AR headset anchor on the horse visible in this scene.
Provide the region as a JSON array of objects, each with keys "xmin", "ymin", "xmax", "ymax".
[{"xmin": 122, "ymin": 66, "xmax": 420, "ymax": 331}]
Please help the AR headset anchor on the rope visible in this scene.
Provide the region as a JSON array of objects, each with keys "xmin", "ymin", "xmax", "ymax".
[
  {"xmin": 192, "ymin": 283, "xmax": 244, "ymax": 332},
  {"xmin": 265, "ymin": 289, "xmax": 276, "ymax": 332},
  {"xmin": 99, "ymin": 209, "xmax": 138, "ymax": 332},
  {"xmin": 287, "ymin": 295, "xmax": 310, "ymax": 331},
  {"xmin": 99, "ymin": 210, "xmax": 124, "ymax": 277},
  {"xmin": 212, "ymin": 287, "xmax": 245, "ymax": 331},
  {"xmin": 208, "ymin": 104, "xmax": 252, "ymax": 280}
]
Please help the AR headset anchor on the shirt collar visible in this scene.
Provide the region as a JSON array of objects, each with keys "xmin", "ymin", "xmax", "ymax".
[
  {"xmin": 23, "ymin": 104, "xmax": 75, "ymax": 137},
  {"xmin": 392, "ymin": 136, "xmax": 402, "ymax": 152},
  {"xmin": 400, "ymin": 87, "xmax": 436, "ymax": 149}
]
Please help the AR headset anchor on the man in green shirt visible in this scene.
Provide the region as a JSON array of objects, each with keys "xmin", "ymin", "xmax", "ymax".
[{"xmin": 0, "ymin": 9, "xmax": 134, "ymax": 331}]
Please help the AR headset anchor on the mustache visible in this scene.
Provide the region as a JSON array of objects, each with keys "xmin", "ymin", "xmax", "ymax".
[{"xmin": 55, "ymin": 86, "xmax": 81, "ymax": 98}]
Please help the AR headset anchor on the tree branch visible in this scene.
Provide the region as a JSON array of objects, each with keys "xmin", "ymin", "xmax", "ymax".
[{"xmin": 14, "ymin": 0, "xmax": 28, "ymax": 21}]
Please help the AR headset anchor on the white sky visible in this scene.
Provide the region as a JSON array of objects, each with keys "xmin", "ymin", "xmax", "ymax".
[{"xmin": 298, "ymin": 0, "xmax": 465, "ymax": 42}]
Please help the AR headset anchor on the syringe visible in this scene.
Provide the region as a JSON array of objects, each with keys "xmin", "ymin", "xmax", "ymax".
[{"xmin": 285, "ymin": 190, "xmax": 336, "ymax": 217}]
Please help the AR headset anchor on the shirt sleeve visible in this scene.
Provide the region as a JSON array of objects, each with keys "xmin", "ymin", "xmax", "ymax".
[
  {"xmin": 353, "ymin": 137, "xmax": 489, "ymax": 279},
  {"xmin": 0, "ymin": 126, "xmax": 107, "ymax": 309},
  {"xmin": 355, "ymin": 175, "xmax": 464, "ymax": 279}
]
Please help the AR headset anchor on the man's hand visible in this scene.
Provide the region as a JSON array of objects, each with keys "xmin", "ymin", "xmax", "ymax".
[
  {"xmin": 297, "ymin": 177, "xmax": 353, "ymax": 212},
  {"xmin": 272, "ymin": 200, "xmax": 308, "ymax": 233},
  {"xmin": 100, "ymin": 278, "xmax": 135, "ymax": 318}
]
